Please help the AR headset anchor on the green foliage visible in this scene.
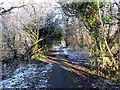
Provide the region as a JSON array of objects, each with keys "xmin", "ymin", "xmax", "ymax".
[
  {"xmin": 103, "ymin": 16, "xmax": 112, "ymax": 24},
  {"xmin": 61, "ymin": 1, "xmax": 119, "ymax": 80}
]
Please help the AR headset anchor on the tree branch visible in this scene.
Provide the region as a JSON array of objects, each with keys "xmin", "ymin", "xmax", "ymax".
[{"xmin": 0, "ymin": 5, "xmax": 26, "ymax": 15}]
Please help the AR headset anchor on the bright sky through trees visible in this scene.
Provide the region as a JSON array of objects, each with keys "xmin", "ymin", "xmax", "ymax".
[{"xmin": 0, "ymin": 0, "xmax": 58, "ymax": 12}]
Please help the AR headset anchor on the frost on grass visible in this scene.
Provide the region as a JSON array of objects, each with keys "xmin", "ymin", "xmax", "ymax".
[
  {"xmin": 1, "ymin": 63, "xmax": 53, "ymax": 88},
  {"xmin": 65, "ymin": 47, "xmax": 89, "ymax": 64}
]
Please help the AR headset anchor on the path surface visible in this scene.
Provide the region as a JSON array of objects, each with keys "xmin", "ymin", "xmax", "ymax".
[
  {"xmin": 46, "ymin": 45, "xmax": 120, "ymax": 89},
  {"xmin": 48, "ymin": 45, "xmax": 91, "ymax": 88},
  {"xmin": 49, "ymin": 54, "xmax": 77, "ymax": 88}
]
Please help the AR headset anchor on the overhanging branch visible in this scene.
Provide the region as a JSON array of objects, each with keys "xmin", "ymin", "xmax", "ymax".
[{"xmin": 0, "ymin": 5, "xmax": 26, "ymax": 15}]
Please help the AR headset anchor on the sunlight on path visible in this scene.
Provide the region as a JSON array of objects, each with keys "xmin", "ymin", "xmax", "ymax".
[{"xmin": 44, "ymin": 43, "xmax": 98, "ymax": 78}]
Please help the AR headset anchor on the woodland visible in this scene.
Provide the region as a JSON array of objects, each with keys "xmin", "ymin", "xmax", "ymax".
[{"xmin": 0, "ymin": 0, "xmax": 119, "ymax": 89}]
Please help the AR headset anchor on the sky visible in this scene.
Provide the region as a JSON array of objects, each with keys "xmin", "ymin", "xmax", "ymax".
[
  {"xmin": 0, "ymin": 0, "xmax": 58, "ymax": 10},
  {"xmin": 0, "ymin": 0, "xmax": 60, "ymax": 29}
]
